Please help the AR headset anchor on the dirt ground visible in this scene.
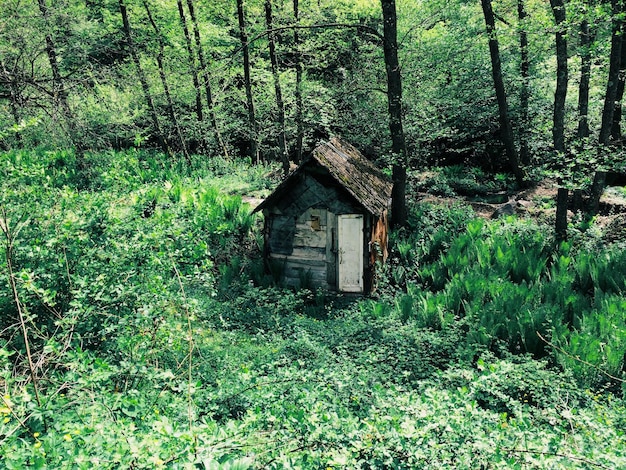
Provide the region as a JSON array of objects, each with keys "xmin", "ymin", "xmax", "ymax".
[
  {"xmin": 247, "ymin": 177, "xmax": 626, "ymax": 242},
  {"xmin": 417, "ymin": 179, "xmax": 626, "ymax": 242}
]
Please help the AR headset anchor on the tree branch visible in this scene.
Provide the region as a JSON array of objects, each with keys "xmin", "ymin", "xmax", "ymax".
[{"xmin": 537, "ymin": 331, "xmax": 625, "ymax": 383}]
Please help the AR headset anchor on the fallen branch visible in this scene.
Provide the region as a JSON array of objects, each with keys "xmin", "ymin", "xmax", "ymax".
[
  {"xmin": 537, "ymin": 331, "xmax": 625, "ymax": 383},
  {"xmin": 1, "ymin": 208, "xmax": 41, "ymax": 407},
  {"xmin": 502, "ymin": 446, "xmax": 611, "ymax": 469}
]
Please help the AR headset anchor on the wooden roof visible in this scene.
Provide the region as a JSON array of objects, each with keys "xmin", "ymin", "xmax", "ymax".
[{"xmin": 255, "ymin": 137, "xmax": 393, "ymax": 216}]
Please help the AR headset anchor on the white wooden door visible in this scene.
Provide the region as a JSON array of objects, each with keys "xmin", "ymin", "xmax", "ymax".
[{"xmin": 337, "ymin": 214, "xmax": 363, "ymax": 292}]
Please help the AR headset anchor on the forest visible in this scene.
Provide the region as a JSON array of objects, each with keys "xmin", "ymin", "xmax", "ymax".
[{"xmin": 1, "ymin": 0, "xmax": 626, "ymax": 468}]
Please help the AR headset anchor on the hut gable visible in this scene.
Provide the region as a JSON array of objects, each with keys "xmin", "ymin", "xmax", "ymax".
[
  {"xmin": 255, "ymin": 137, "xmax": 392, "ymax": 293},
  {"xmin": 255, "ymin": 137, "xmax": 392, "ymax": 216},
  {"xmin": 309, "ymin": 138, "xmax": 392, "ymax": 215}
]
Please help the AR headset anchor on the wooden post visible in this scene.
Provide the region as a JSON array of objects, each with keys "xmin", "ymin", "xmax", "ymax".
[
  {"xmin": 587, "ymin": 170, "xmax": 607, "ymax": 215},
  {"xmin": 555, "ymin": 187, "xmax": 569, "ymax": 242},
  {"xmin": 573, "ymin": 188, "xmax": 583, "ymax": 213}
]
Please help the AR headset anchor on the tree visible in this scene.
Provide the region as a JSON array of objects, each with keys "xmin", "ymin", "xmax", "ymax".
[
  {"xmin": 380, "ymin": 0, "xmax": 407, "ymax": 228},
  {"xmin": 236, "ymin": 0, "xmax": 258, "ymax": 162},
  {"xmin": 265, "ymin": 0, "xmax": 290, "ymax": 174},
  {"xmin": 143, "ymin": 0, "xmax": 190, "ymax": 163},
  {"xmin": 611, "ymin": 19, "xmax": 626, "ymax": 140},
  {"xmin": 293, "ymin": 0, "xmax": 304, "ymax": 163},
  {"xmin": 599, "ymin": 0, "xmax": 623, "ymax": 145},
  {"xmin": 186, "ymin": 0, "xmax": 228, "ymax": 157},
  {"xmin": 517, "ymin": 0, "xmax": 530, "ymax": 165},
  {"xmin": 37, "ymin": 0, "xmax": 85, "ymax": 164},
  {"xmin": 577, "ymin": 1, "xmax": 595, "ymax": 140},
  {"xmin": 118, "ymin": 0, "xmax": 170, "ymax": 155},
  {"xmin": 590, "ymin": 0, "xmax": 625, "ymax": 214},
  {"xmin": 177, "ymin": 0, "xmax": 203, "ymax": 125},
  {"xmin": 0, "ymin": 56, "xmax": 23, "ymax": 146},
  {"xmin": 480, "ymin": 0, "xmax": 525, "ymax": 186},
  {"xmin": 550, "ymin": 0, "xmax": 568, "ymax": 154}
]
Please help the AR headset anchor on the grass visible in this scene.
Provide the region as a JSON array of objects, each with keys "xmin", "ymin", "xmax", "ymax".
[{"xmin": 1, "ymin": 149, "xmax": 626, "ymax": 468}]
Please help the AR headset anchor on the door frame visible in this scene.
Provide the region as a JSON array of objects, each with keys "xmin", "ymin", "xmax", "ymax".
[{"xmin": 337, "ymin": 214, "xmax": 364, "ymax": 293}]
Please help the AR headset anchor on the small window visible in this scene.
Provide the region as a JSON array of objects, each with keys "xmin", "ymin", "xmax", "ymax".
[{"xmin": 310, "ymin": 215, "xmax": 321, "ymax": 231}]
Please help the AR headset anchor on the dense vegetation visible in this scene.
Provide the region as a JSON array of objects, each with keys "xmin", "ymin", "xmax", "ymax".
[
  {"xmin": 3, "ymin": 0, "xmax": 626, "ymax": 176},
  {"xmin": 2, "ymin": 150, "xmax": 626, "ymax": 468},
  {"xmin": 3, "ymin": 0, "xmax": 626, "ymax": 467}
]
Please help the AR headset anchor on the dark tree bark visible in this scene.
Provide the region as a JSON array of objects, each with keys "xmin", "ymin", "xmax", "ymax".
[
  {"xmin": 381, "ymin": 0, "xmax": 407, "ymax": 228},
  {"xmin": 143, "ymin": 0, "xmax": 190, "ymax": 164},
  {"xmin": 550, "ymin": 0, "xmax": 568, "ymax": 154},
  {"xmin": 118, "ymin": 0, "xmax": 170, "ymax": 155},
  {"xmin": 0, "ymin": 57, "xmax": 22, "ymax": 145},
  {"xmin": 177, "ymin": 0, "xmax": 203, "ymax": 124},
  {"xmin": 599, "ymin": 0, "xmax": 623, "ymax": 145},
  {"xmin": 577, "ymin": 10, "xmax": 594, "ymax": 139},
  {"xmin": 555, "ymin": 187, "xmax": 569, "ymax": 242},
  {"xmin": 592, "ymin": 0, "xmax": 624, "ymax": 214},
  {"xmin": 517, "ymin": 0, "xmax": 530, "ymax": 165},
  {"xmin": 37, "ymin": 0, "xmax": 85, "ymax": 162},
  {"xmin": 186, "ymin": 0, "xmax": 228, "ymax": 157},
  {"xmin": 611, "ymin": 26, "xmax": 626, "ymax": 140},
  {"xmin": 237, "ymin": 0, "xmax": 259, "ymax": 162},
  {"xmin": 293, "ymin": 0, "xmax": 304, "ymax": 163},
  {"xmin": 265, "ymin": 0, "xmax": 290, "ymax": 175},
  {"xmin": 587, "ymin": 170, "xmax": 607, "ymax": 214},
  {"xmin": 480, "ymin": 0, "xmax": 526, "ymax": 187}
]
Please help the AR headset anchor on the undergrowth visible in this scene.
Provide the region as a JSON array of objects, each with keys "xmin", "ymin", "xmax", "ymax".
[{"xmin": 1, "ymin": 149, "xmax": 625, "ymax": 468}]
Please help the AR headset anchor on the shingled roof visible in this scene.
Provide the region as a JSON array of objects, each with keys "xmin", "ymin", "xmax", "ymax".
[{"xmin": 254, "ymin": 137, "xmax": 393, "ymax": 216}]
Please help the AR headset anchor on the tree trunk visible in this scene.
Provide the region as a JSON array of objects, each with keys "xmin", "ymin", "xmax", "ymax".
[
  {"xmin": 0, "ymin": 57, "xmax": 22, "ymax": 145},
  {"xmin": 381, "ymin": 0, "xmax": 407, "ymax": 228},
  {"xmin": 143, "ymin": 0, "xmax": 190, "ymax": 164},
  {"xmin": 293, "ymin": 0, "xmax": 304, "ymax": 164},
  {"xmin": 480, "ymin": 0, "xmax": 526, "ymax": 187},
  {"xmin": 592, "ymin": 0, "xmax": 624, "ymax": 214},
  {"xmin": 176, "ymin": 0, "xmax": 203, "ymax": 124},
  {"xmin": 550, "ymin": 0, "xmax": 568, "ymax": 154},
  {"xmin": 118, "ymin": 0, "xmax": 170, "ymax": 155},
  {"xmin": 599, "ymin": 0, "xmax": 623, "ymax": 145},
  {"xmin": 587, "ymin": 171, "xmax": 606, "ymax": 214},
  {"xmin": 517, "ymin": 0, "xmax": 530, "ymax": 165},
  {"xmin": 186, "ymin": 0, "xmax": 229, "ymax": 157},
  {"xmin": 237, "ymin": 0, "xmax": 259, "ymax": 162},
  {"xmin": 555, "ymin": 187, "xmax": 569, "ymax": 242},
  {"xmin": 577, "ymin": 12, "xmax": 593, "ymax": 139},
  {"xmin": 37, "ymin": 0, "xmax": 85, "ymax": 163},
  {"xmin": 611, "ymin": 26, "xmax": 626, "ymax": 140},
  {"xmin": 265, "ymin": 0, "xmax": 290, "ymax": 175}
]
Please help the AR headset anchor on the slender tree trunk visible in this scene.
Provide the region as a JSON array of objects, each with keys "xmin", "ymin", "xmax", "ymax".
[
  {"xmin": 118, "ymin": 0, "xmax": 170, "ymax": 155},
  {"xmin": 293, "ymin": 0, "xmax": 304, "ymax": 163},
  {"xmin": 381, "ymin": 0, "xmax": 407, "ymax": 228},
  {"xmin": 577, "ymin": 10, "xmax": 593, "ymax": 139},
  {"xmin": 265, "ymin": 0, "xmax": 290, "ymax": 175},
  {"xmin": 588, "ymin": 170, "xmax": 607, "ymax": 214},
  {"xmin": 555, "ymin": 187, "xmax": 569, "ymax": 242},
  {"xmin": 143, "ymin": 0, "xmax": 190, "ymax": 164},
  {"xmin": 37, "ymin": 0, "xmax": 85, "ymax": 163},
  {"xmin": 177, "ymin": 0, "xmax": 203, "ymax": 124},
  {"xmin": 611, "ymin": 29, "xmax": 626, "ymax": 140},
  {"xmin": 600, "ymin": 0, "xmax": 623, "ymax": 145},
  {"xmin": 0, "ymin": 57, "xmax": 22, "ymax": 145},
  {"xmin": 480, "ymin": 0, "xmax": 526, "ymax": 187},
  {"xmin": 186, "ymin": 0, "xmax": 229, "ymax": 157},
  {"xmin": 550, "ymin": 0, "xmax": 568, "ymax": 154},
  {"xmin": 1, "ymin": 211, "xmax": 42, "ymax": 408},
  {"xmin": 517, "ymin": 0, "xmax": 530, "ymax": 165},
  {"xmin": 237, "ymin": 0, "xmax": 259, "ymax": 162},
  {"xmin": 592, "ymin": 0, "xmax": 624, "ymax": 214}
]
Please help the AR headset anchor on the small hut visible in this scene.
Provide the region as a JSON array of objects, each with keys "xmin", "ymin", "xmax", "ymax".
[{"xmin": 254, "ymin": 137, "xmax": 393, "ymax": 293}]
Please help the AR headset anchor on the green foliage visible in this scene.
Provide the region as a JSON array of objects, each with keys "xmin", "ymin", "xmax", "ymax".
[{"xmin": 3, "ymin": 151, "xmax": 626, "ymax": 468}]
